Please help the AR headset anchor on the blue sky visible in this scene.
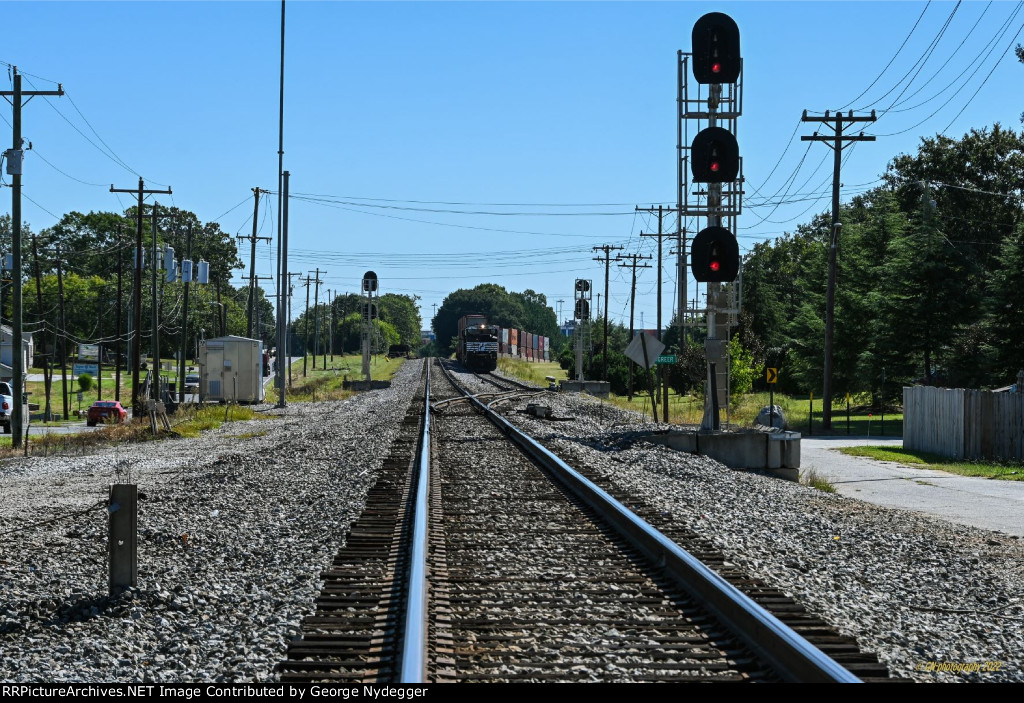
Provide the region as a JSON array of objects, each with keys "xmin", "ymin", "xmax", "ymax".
[{"xmin": 3, "ymin": 1, "xmax": 1022, "ymax": 334}]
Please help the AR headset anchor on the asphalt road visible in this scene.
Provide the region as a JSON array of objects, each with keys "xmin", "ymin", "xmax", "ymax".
[{"xmin": 802, "ymin": 436, "xmax": 1024, "ymax": 537}]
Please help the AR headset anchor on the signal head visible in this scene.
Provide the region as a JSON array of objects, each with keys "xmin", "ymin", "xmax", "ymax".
[
  {"xmin": 692, "ymin": 12, "xmax": 741, "ymax": 84},
  {"xmin": 690, "ymin": 226, "xmax": 739, "ymax": 283},
  {"xmin": 690, "ymin": 126, "xmax": 739, "ymax": 183}
]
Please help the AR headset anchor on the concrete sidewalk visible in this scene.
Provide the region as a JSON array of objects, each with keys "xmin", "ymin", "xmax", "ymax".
[{"xmin": 802, "ymin": 436, "xmax": 1024, "ymax": 537}]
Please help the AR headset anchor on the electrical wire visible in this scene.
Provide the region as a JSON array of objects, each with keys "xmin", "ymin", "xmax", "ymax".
[
  {"xmin": 883, "ymin": 2, "xmax": 992, "ymax": 113},
  {"xmin": 857, "ymin": 1, "xmax": 962, "ymax": 111},
  {"xmin": 839, "ymin": 1, "xmax": 932, "ymax": 110}
]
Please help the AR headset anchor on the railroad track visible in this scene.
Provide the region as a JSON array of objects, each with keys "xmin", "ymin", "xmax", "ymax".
[{"xmin": 279, "ymin": 358, "xmax": 899, "ymax": 683}]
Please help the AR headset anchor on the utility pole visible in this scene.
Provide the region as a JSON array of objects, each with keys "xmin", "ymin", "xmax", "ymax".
[
  {"xmin": 592, "ymin": 244, "xmax": 623, "ymax": 382},
  {"xmin": 310, "ymin": 269, "xmax": 324, "ymax": 369},
  {"xmin": 239, "ymin": 187, "xmax": 271, "ymax": 339},
  {"xmin": 275, "ymin": 1, "xmax": 288, "ymax": 397},
  {"xmin": 286, "ymin": 270, "xmax": 299, "ymax": 387},
  {"xmin": 31, "ymin": 235, "xmax": 52, "ymax": 421},
  {"xmin": 275, "ymin": 171, "xmax": 290, "ymax": 406},
  {"xmin": 96, "ymin": 285, "xmax": 104, "ymax": 401},
  {"xmin": 56, "ymin": 246, "xmax": 69, "ymax": 420},
  {"xmin": 150, "ymin": 205, "xmax": 161, "ymax": 400},
  {"xmin": 110, "ymin": 178, "xmax": 172, "ymax": 418},
  {"xmin": 115, "ymin": 229, "xmax": 124, "ymax": 402},
  {"xmin": 638, "ymin": 205, "xmax": 671, "ymax": 421},
  {"xmin": 252, "ymin": 275, "xmax": 275, "ymax": 348},
  {"xmin": 177, "ymin": 224, "xmax": 193, "ymax": 403},
  {"xmin": 302, "ymin": 275, "xmax": 312, "ymax": 376},
  {"xmin": 327, "ymin": 288, "xmax": 334, "ymax": 363},
  {"xmin": 801, "ymin": 108, "xmax": 876, "ymax": 431},
  {"xmin": 2, "ymin": 67, "xmax": 63, "ymax": 446},
  {"xmin": 617, "ymin": 253, "xmax": 652, "ymax": 400}
]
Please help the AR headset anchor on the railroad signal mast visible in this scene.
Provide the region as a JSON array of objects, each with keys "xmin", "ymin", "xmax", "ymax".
[
  {"xmin": 362, "ymin": 271, "xmax": 379, "ymax": 382},
  {"xmin": 681, "ymin": 12, "xmax": 743, "ymax": 431},
  {"xmin": 573, "ymin": 279, "xmax": 591, "ymax": 383}
]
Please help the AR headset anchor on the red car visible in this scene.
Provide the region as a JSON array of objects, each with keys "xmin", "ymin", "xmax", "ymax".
[{"xmin": 87, "ymin": 401, "xmax": 127, "ymax": 427}]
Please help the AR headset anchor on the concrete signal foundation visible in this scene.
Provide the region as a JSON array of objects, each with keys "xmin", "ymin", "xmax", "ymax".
[
  {"xmin": 558, "ymin": 380, "xmax": 611, "ymax": 398},
  {"xmin": 647, "ymin": 429, "xmax": 801, "ymax": 481},
  {"xmin": 342, "ymin": 380, "xmax": 393, "ymax": 391}
]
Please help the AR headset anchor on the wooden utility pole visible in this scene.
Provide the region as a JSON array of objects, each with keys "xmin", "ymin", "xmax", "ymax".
[
  {"xmin": 239, "ymin": 187, "xmax": 271, "ymax": 338},
  {"xmin": 96, "ymin": 284, "xmax": 103, "ymax": 401},
  {"xmin": 1, "ymin": 67, "xmax": 64, "ymax": 445},
  {"xmin": 287, "ymin": 270, "xmax": 300, "ymax": 387},
  {"xmin": 801, "ymin": 109, "xmax": 876, "ymax": 430},
  {"xmin": 252, "ymin": 275, "xmax": 275, "ymax": 344},
  {"xmin": 31, "ymin": 235, "xmax": 52, "ymax": 421},
  {"xmin": 115, "ymin": 230, "xmax": 124, "ymax": 402},
  {"xmin": 56, "ymin": 247, "xmax": 68, "ymax": 420},
  {"xmin": 110, "ymin": 178, "xmax": 172, "ymax": 418},
  {"xmin": 327, "ymin": 288, "xmax": 334, "ymax": 363},
  {"xmin": 177, "ymin": 224, "xmax": 193, "ymax": 403},
  {"xmin": 617, "ymin": 253, "xmax": 652, "ymax": 400},
  {"xmin": 302, "ymin": 275, "xmax": 312, "ymax": 377},
  {"xmin": 150, "ymin": 206, "xmax": 160, "ymax": 400},
  {"xmin": 310, "ymin": 269, "xmax": 324, "ymax": 368},
  {"xmin": 592, "ymin": 244, "xmax": 623, "ymax": 382},
  {"xmin": 638, "ymin": 205, "xmax": 672, "ymax": 421}
]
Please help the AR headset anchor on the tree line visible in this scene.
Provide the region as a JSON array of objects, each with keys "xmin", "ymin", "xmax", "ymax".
[
  {"xmin": 0, "ymin": 207, "xmax": 268, "ymax": 381},
  {"xmin": 290, "ymin": 291, "xmax": 422, "ymax": 357},
  {"xmin": 740, "ymin": 123, "xmax": 1024, "ymax": 401}
]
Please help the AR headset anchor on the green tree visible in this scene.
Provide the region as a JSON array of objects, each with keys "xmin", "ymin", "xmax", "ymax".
[
  {"xmin": 986, "ymin": 225, "xmax": 1024, "ymax": 382},
  {"xmin": 435, "ymin": 284, "xmax": 556, "ymax": 354}
]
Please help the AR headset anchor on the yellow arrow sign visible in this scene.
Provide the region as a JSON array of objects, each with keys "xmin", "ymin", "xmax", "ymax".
[{"xmin": 766, "ymin": 367, "xmax": 778, "ymax": 384}]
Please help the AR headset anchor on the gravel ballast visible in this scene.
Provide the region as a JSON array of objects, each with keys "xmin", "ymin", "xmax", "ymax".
[
  {"xmin": 472, "ymin": 369, "xmax": 1024, "ymax": 683},
  {"xmin": 0, "ymin": 361, "xmax": 422, "ymax": 683}
]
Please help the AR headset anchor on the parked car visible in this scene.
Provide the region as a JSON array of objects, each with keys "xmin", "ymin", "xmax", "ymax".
[
  {"xmin": 184, "ymin": 374, "xmax": 200, "ymax": 393},
  {"xmin": 87, "ymin": 400, "xmax": 127, "ymax": 427},
  {"xmin": 0, "ymin": 381, "xmax": 12, "ymax": 434}
]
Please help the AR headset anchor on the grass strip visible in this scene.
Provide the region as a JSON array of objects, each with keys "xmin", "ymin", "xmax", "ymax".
[{"xmin": 838, "ymin": 446, "xmax": 1024, "ymax": 481}]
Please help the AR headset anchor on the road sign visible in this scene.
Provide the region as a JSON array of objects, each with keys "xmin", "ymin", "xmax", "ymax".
[
  {"xmin": 73, "ymin": 363, "xmax": 99, "ymax": 377},
  {"xmin": 766, "ymin": 367, "xmax": 778, "ymax": 384},
  {"xmin": 624, "ymin": 333, "xmax": 664, "ymax": 370},
  {"xmin": 79, "ymin": 343, "xmax": 99, "ymax": 361},
  {"xmin": 657, "ymin": 355, "xmax": 677, "ymax": 364}
]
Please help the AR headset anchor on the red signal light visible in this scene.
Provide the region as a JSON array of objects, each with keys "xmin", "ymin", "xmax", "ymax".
[
  {"xmin": 710, "ymin": 161, "xmax": 720, "ymax": 172},
  {"xmin": 712, "ymin": 62, "xmax": 722, "ymax": 74},
  {"xmin": 710, "ymin": 259, "xmax": 721, "ymax": 272}
]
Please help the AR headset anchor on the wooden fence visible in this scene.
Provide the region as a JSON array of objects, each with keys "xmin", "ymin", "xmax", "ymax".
[{"xmin": 903, "ymin": 385, "xmax": 1024, "ymax": 461}]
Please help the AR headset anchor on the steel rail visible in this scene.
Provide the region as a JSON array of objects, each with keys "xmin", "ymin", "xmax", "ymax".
[
  {"xmin": 440, "ymin": 362, "xmax": 861, "ymax": 683},
  {"xmin": 399, "ymin": 359, "xmax": 431, "ymax": 683}
]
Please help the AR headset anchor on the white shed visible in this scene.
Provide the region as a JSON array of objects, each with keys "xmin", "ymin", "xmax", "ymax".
[{"xmin": 198, "ymin": 335, "xmax": 264, "ymax": 403}]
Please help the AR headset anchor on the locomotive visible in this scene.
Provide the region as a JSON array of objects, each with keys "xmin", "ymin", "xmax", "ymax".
[{"xmin": 457, "ymin": 314, "xmax": 499, "ymax": 371}]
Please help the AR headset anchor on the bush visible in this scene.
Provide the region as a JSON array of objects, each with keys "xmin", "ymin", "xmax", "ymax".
[{"xmin": 77, "ymin": 373, "xmax": 93, "ymax": 393}]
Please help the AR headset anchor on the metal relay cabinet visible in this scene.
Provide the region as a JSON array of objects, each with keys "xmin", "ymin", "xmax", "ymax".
[{"xmin": 198, "ymin": 336, "xmax": 265, "ymax": 403}]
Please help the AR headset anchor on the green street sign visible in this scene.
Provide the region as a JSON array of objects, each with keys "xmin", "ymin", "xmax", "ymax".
[{"xmin": 657, "ymin": 355, "xmax": 677, "ymax": 364}]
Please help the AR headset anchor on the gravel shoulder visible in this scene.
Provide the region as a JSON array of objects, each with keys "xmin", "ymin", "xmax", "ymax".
[
  {"xmin": 0, "ymin": 361, "xmax": 422, "ymax": 683},
  {"xmin": 479, "ymin": 371, "xmax": 1024, "ymax": 683}
]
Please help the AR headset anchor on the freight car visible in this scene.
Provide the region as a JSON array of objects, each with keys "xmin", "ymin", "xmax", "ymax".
[{"xmin": 457, "ymin": 314, "xmax": 499, "ymax": 371}]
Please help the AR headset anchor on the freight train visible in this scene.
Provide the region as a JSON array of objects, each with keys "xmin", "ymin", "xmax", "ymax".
[
  {"xmin": 456, "ymin": 314, "xmax": 553, "ymax": 371},
  {"xmin": 457, "ymin": 314, "xmax": 499, "ymax": 371}
]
